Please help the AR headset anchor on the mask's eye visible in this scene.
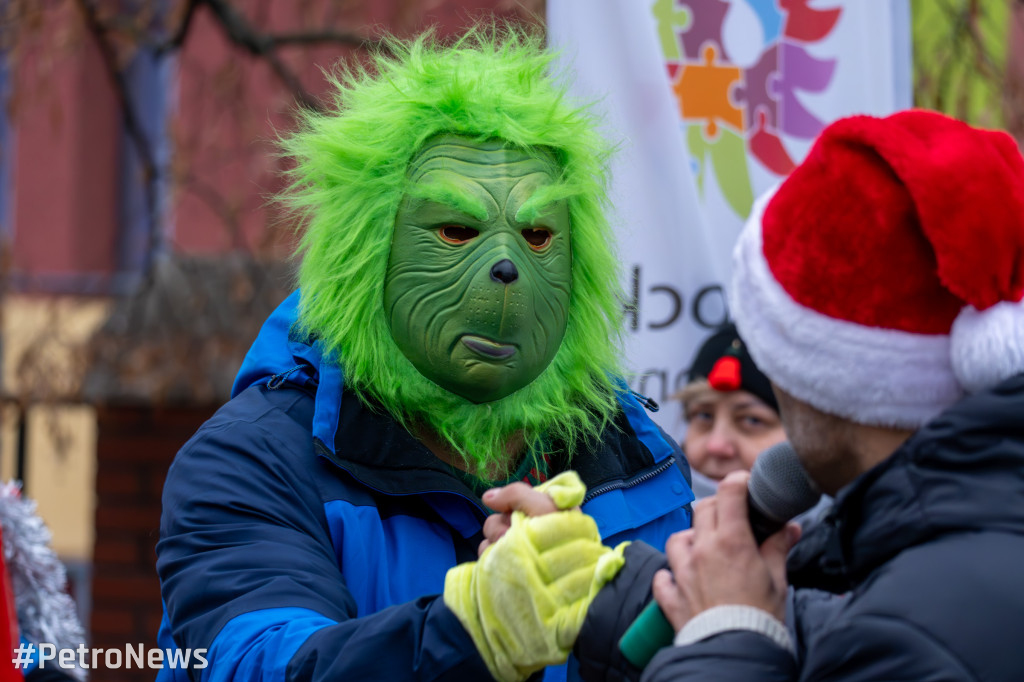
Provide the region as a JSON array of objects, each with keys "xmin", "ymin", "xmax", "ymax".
[
  {"xmin": 438, "ymin": 225, "xmax": 479, "ymax": 244},
  {"xmin": 521, "ymin": 228, "xmax": 552, "ymax": 250}
]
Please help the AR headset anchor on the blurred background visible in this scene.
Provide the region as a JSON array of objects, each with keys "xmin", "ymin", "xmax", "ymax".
[{"xmin": 0, "ymin": 1, "xmax": 1016, "ymax": 681}]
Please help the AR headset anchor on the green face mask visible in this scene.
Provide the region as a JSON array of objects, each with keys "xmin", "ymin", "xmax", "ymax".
[{"xmin": 384, "ymin": 135, "xmax": 572, "ymax": 404}]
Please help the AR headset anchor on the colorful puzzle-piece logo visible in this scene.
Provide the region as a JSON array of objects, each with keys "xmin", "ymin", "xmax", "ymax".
[
  {"xmin": 653, "ymin": 0, "xmax": 843, "ymax": 218},
  {"xmin": 673, "ymin": 45, "xmax": 743, "ymax": 138}
]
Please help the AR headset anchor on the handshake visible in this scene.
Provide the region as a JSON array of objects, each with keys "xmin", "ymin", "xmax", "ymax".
[
  {"xmin": 443, "ymin": 472, "xmax": 628, "ymax": 682},
  {"xmin": 444, "ymin": 468, "xmax": 803, "ymax": 682}
]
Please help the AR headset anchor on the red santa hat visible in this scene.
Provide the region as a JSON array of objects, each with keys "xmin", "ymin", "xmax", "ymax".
[{"xmin": 731, "ymin": 110, "xmax": 1024, "ymax": 428}]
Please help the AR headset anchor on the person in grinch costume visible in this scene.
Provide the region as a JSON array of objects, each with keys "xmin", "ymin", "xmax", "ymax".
[{"xmin": 155, "ymin": 26, "xmax": 694, "ymax": 682}]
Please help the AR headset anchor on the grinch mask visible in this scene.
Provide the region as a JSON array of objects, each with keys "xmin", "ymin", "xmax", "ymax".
[
  {"xmin": 289, "ymin": 29, "xmax": 625, "ymax": 470},
  {"xmin": 384, "ymin": 135, "xmax": 572, "ymax": 404}
]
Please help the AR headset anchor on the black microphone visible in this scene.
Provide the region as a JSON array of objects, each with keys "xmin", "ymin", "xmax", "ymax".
[
  {"xmin": 618, "ymin": 441, "xmax": 821, "ymax": 669},
  {"xmin": 747, "ymin": 441, "xmax": 822, "ymax": 543}
]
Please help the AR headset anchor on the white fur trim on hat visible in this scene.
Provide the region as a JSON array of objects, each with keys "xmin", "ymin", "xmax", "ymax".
[
  {"xmin": 951, "ymin": 298, "xmax": 1024, "ymax": 394},
  {"xmin": 730, "ymin": 189, "xmax": 964, "ymax": 429}
]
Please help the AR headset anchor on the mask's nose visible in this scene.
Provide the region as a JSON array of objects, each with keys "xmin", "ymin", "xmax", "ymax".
[{"xmin": 490, "ymin": 258, "xmax": 519, "ymax": 285}]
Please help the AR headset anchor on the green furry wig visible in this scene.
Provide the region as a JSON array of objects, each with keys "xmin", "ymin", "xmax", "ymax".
[{"xmin": 281, "ymin": 25, "xmax": 625, "ymax": 476}]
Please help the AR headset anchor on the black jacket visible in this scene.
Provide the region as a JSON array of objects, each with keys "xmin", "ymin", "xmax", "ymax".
[{"xmin": 583, "ymin": 373, "xmax": 1024, "ymax": 682}]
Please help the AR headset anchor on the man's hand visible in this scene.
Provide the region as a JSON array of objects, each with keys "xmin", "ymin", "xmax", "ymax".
[
  {"xmin": 480, "ymin": 483, "xmax": 560, "ymax": 555},
  {"xmin": 651, "ymin": 470, "xmax": 800, "ymax": 630},
  {"xmin": 479, "ymin": 472, "xmax": 585, "ymax": 555}
]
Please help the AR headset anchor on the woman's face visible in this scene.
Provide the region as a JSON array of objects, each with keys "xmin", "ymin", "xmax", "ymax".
[{"xmin": 682, "ymin": 381, "xmax": 785, "ymax": 481}]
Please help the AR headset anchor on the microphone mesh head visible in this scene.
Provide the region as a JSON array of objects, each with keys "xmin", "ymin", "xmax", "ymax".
[{"xmin": 748, "ymin": 442, "xmax": 821, "ymax": 523}]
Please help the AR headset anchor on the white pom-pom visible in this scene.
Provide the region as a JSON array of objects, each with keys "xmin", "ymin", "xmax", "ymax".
[{"xmin": 951, "ymin": 299, "xmax": 1024, "ymax": 394}]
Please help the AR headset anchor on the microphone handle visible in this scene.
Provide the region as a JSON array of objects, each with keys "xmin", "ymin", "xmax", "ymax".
[
  {"xmin": 618, "ymin": 600, "xmax": 675, "ymax": 669},
  {"xmin": 749, "ymin": 506, "xmax": 785, "ymax": 545},
  {"xmin": 618, "ymin": 497, "xmax": 784, "ymax": 669}
]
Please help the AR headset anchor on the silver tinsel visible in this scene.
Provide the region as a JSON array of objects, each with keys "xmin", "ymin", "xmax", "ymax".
[{"xmin": 0, "ymin": 482, "xmax": 86, "ymax": 680}]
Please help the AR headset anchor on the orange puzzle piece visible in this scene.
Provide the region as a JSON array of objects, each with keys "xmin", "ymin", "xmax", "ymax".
[{"xmin": 673, "ymin": 44, "xmax": 744, "ymax": 138}]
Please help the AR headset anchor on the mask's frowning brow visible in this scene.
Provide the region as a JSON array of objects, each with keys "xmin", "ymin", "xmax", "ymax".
[
  {"xmin": 403, "ymin": 180, "xmax": 489, "ymax": 222},
  {"xmin": 516, "ymin": 183, "xmax": 576, "ymax": 225}
]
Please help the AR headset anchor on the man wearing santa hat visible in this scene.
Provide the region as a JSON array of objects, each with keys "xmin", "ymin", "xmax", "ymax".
[{"xmin": 634, "ymin": 109, "xmax": 1024, "ymax": 680}]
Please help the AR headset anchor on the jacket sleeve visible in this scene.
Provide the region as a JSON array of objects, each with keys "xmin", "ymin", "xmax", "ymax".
[
  {"xmin": 634, "ymin": 588, "xmax": 808, "ymax": 682},
  {"xmin": 638, "ymin": 611, "xmax": 972, "ymax": 682},
  {"xmin": 575, "ymin": 542, "xmax": 669, "ymax": 682},
  {"xmin": 640, "ymin": 631, "xmax": 798, "ymax": 682},
  {"xmin": 155, "ymin": 405, "xmax": 492, "ymax": 682},
  {"xmin": 796, "ymin": 614, "xmax": 975, "ymax": 681}
]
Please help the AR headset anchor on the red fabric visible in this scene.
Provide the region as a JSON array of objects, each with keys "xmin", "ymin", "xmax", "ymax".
[
  {"xmin": 0, "ymin": 529, "xmax": 23, "ymax": 682},
  {"xmin": 763, "ymin": 110, "xmax": 1024, "ymax": 334}
]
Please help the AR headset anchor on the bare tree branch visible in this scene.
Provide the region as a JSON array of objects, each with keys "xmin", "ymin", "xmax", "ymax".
[
  {"xmin": 74, "ymin": 0, "xmax": 164, "ymax": 274},
  {"xmin": 202, "ymin": 0, "xmax": 322, "ymax": 110},
  {"xmin": 962, "ymin": 0, "xmax": 1004, "ymax": 81},
  {"xmin": 156, "ymin": 0, "xmax": 203, "ymax": 55},
  {"xmin": 74, "ymin": 0, "xmax": 157, "ymax": 174},
  {"xmin": 179, "ymin": 172, "xmax": 245, "ymax": 250},
  {"xmin": 268, "ymin": 30, "xmax": 379, "ymax": 49}
]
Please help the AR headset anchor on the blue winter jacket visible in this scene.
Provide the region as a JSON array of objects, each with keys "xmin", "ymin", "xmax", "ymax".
[
  {"xmin": 639, "ymin": 373, "xmax": 1024, "ymax": 682},
  {"xmin": 155, "ymin": 291, "xmax": 695, "ymax": 682}
]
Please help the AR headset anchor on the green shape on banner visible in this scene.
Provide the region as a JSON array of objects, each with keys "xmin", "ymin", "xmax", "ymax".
[
  {"xmin": 686, "ymin": 124, "xmax": 753, "ymax": 218},
  {"xmin": 652, "ymin": 0, "xmax": 690, "ymax": 62}
]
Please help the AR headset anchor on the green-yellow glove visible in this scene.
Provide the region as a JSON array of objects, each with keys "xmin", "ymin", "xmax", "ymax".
[{"xmin": 444, "ymin": 471, "xmax": 628, "ymax": 682}]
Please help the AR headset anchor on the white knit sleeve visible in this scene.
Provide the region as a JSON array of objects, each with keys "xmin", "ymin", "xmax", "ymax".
[{"xmin": 674, "ymin": 604, "xmax": 795, "ymax": 654}]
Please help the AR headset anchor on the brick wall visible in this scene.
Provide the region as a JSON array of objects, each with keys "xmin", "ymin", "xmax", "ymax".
[{"xmin": 91, "ymin": 405, "xmax": 215, "ymax": 682}]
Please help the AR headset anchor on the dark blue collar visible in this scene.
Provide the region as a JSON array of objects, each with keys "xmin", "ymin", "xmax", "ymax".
[{"xmin": 234, "ymin": 290, "xmax": 685, "ymax": 506}]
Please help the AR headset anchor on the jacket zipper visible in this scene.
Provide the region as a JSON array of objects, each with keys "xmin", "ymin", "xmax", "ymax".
[{"xmin": 583, "ymin": 455, "xmax": 677, "ymax": 504}]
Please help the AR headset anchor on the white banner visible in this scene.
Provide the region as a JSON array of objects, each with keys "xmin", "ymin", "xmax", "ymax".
[{"xmin": 547, "ymin": 0, "xmax": 912, "ymax": 437}]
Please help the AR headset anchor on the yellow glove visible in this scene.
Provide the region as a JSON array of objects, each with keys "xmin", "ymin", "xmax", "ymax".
[
  {"xmin": 532, "ymin": 469, "xmax": 589, "ymax": 509},
  {"xmin": 444, "ymin": 471, "xmax": 628, "ymax": 682}
]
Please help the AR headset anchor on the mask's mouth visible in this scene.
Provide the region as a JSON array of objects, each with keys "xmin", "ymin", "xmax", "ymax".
[{"xmin": 461, "ymin": 335, "xmax": 517, "ymax": 360}]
